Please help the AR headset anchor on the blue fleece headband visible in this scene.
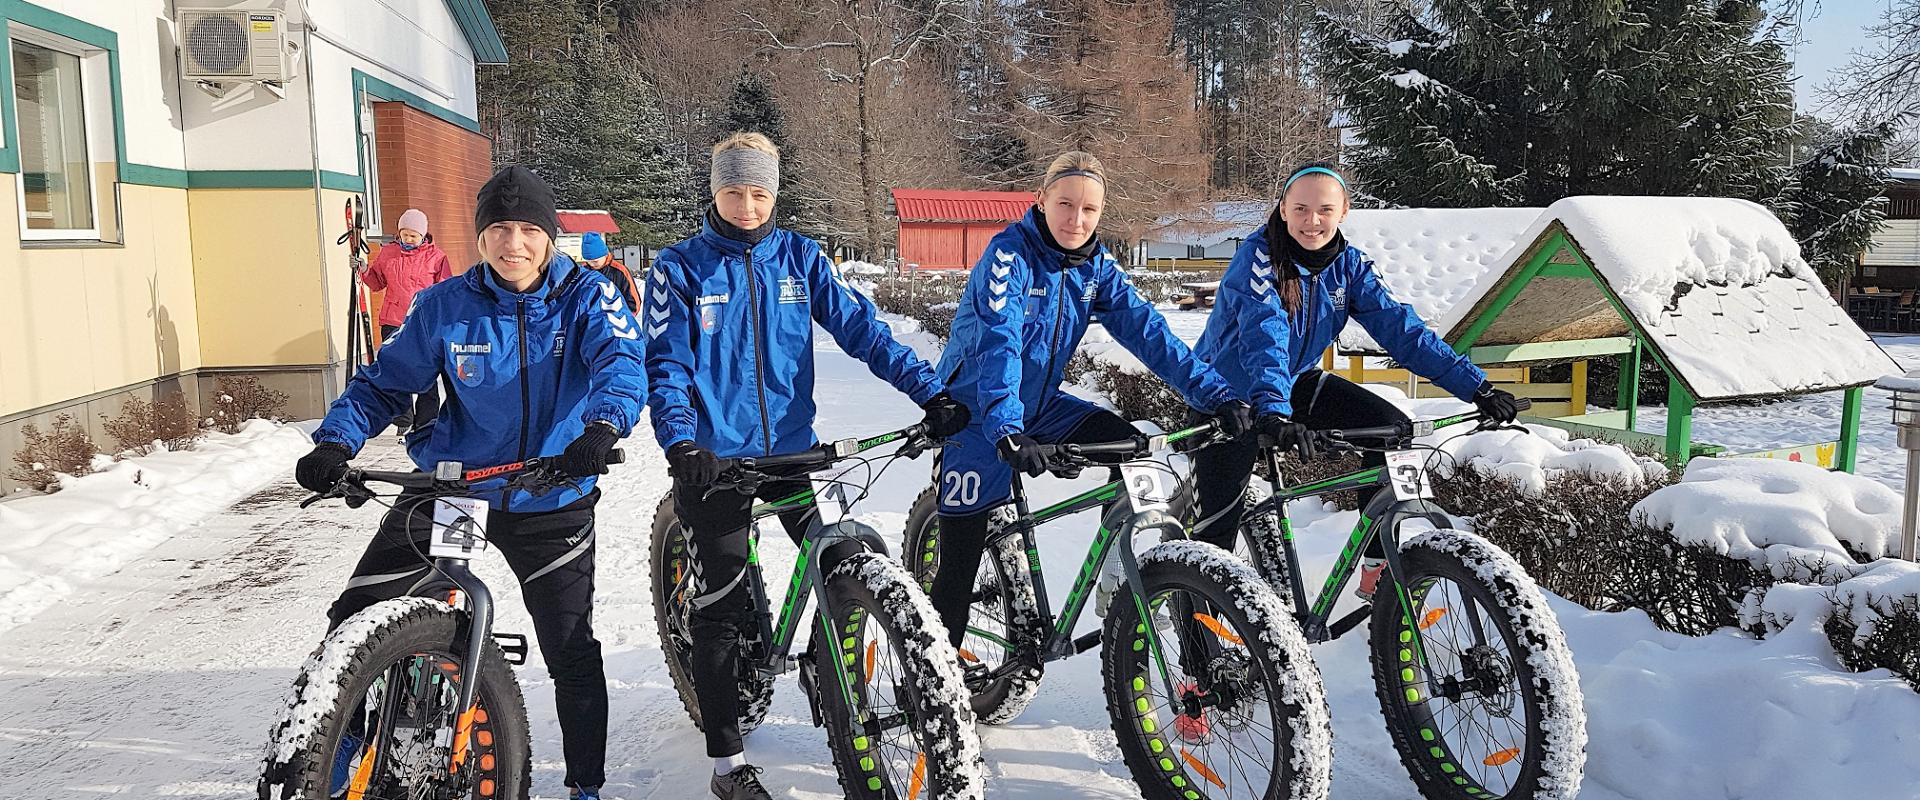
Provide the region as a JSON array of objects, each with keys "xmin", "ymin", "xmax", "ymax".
[{"xmin": 1283, "ymin": 166, "xmax": 1347, "ymax": 192}]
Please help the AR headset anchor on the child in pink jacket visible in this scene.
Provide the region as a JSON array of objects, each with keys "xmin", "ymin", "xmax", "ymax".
[{"xmin": 359, "ymin": 208, "xmax": 451, "ymax": 432}]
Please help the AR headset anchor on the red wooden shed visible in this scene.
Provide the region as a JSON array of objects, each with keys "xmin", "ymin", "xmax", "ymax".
[{"xmin": 892, "ymin": 188, "xmax": 1032, "ymax": 271}]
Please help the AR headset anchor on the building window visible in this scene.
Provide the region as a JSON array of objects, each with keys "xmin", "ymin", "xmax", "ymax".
[{"xmin": 12, "ymin": 38, "xmax": 95, "ymax": 239}]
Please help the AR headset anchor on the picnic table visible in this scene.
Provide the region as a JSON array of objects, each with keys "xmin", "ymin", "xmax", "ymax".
[{"xmin": 1177, "ymin": 280, "xmax": 1221, "ymax": 310}]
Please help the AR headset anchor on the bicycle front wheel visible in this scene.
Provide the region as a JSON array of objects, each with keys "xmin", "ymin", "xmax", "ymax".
[
  {"xmin": 258, "ymin": 597, "xmax": 530, "ymax": 800},
  {"xmin": 810, "ymin": 551, "xmax": 985, "ymax": 799},
  {"xmin": 1101, "ymin": 540, "xmax": 1332, "ymax": 800},
  {"xmin": 1369, "ymin": 529, "xmax": 1586, "ymax": 800}
]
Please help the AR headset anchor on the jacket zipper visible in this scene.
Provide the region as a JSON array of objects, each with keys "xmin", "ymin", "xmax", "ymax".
[
  {"xmin": 509, "ymin": 296, "xmax": 532, "ymax": 507},
  {"xmin": 1041, "ymin": 268, "xmax": 1071, "ymax": 396},
  {"xmin": 1297, "ymin": 272, "xmax": 1320, "ymax": 370},
  {"xmin": 745, "ymin": 248, "xmax": 773, "ymax": 456}
]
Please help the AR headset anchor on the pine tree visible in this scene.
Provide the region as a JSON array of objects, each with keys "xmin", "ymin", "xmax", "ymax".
[
  {"xmin": 948, "ymin": 0, "xmax": 1035, "ymax": 188},
  {"xmin": 1314, "ymin": 0, "xmax": 1797, "ymax": 207},
  {"xmin": 527, "ymin": 3, "xmax": 690, "ymax": 246},
  {"xmin": 1779, "ymin": 121, "xmax": 1897, "ymax": 285}
]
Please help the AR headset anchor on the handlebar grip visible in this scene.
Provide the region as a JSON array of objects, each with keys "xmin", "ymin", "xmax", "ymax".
[
  {"xmin": 607, "ymin": 448, "xmax": 625, "ymax": 465},
  {"xmin": 1513, "ymin": 398, "xmax": 1533, "ymax": 412}
]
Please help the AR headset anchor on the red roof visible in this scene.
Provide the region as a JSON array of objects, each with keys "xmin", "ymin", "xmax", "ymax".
[
  {"xmin": 892, "ymin": 189, "xmax": 1032, "ymax": 223},
  {"xmin": 557, "ymin": 209, "xmax": 619, "ymax": 234}
]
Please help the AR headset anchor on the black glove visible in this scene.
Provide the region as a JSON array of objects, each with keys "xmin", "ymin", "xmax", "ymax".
[
  {"xmin": 996, "ymin": 434, "xmax": 1048, "ymax": 478},
  {"xmin": 556, "ymin": 421, "xmax": 621, "ymax": 477},
  {"xmin": 295, "ymin": 443, "xmax": 354, "ymax": 493},
  {"xmin": 1211, "ymin": 399, "xmax": 1253, "ymax": 438},
  {"xmin": 1473, "ymin": 381, "xmax": 1521, "ymax": 425},
  {"xmin": 667, "ymin": 441, "xmax": 722, "ymax": 487},
  {"xmin": 1256, "ymin": 414, "xmax": 1318, "ymax": 461},
  {"xmin": 919, "ymin": 392, "xmax": 972, "ymax": 439}
]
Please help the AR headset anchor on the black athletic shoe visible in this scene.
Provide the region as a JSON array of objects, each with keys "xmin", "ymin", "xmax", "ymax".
[{"xmin": 710, "ymin": 765, "xmax": 772, "ymax": 800}]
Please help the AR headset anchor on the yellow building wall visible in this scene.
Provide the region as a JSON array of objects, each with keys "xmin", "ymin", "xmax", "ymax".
[
  {"xmin": 187, "ymin": 188, "xmax": 330, "ymax": 369},
  {"xmin": 0, "ymin": 178, "xmax": 204, "ymax": 417}
]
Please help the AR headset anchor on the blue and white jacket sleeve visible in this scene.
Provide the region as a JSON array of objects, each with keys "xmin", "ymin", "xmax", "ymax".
[
  {"xmin": 1220, "ymin": 243, "xmax": 1296, "ymax": 417},
  {"xmin": 576, "ymin": 274, "xmax": 648, "ymax": 435},
  {"xmin": 963, "ymin": 248, "xmax": 1032, "ymax": 442},
  {"xmin": 644, "ymin": 253, "xmax": 700, "ymax": 450},
  {"xmin": 1092, "ymin": 260, "xmax": 1237, "ymax": 413},
  {"xmin": 806, "ymin": 247, "xmax": 941, "ymax": 404},
  {"xmin": 312, "ymin": 302, "xmax": 443, "ymax": 454},
  {"xmin": 1347, "ymin": 256, "xmax": 1484, "ymax": 400}
]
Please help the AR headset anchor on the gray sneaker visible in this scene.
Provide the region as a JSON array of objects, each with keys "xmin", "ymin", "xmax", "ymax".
[{"xmin": 711, "ymin": 765, "xmax": 772, "ymax": 800}]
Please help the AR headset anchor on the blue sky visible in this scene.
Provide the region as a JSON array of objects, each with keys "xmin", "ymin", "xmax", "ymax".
[{"xmin": 1791, "ymin": 0, "xmax": 1892, "ymax": 114}]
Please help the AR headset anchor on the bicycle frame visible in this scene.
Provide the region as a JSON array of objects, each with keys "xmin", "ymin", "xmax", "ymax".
[
  {"xmin": 1239, "ymin": 410, "xmax": 1482, "ymax": 666},
  {"xmin": 724, "ymin": 428, "xmax": 922, "ymax": 718},
  {"xmin": 962, "ymin": 424, "xmax": 1215, "ymax": 694}
]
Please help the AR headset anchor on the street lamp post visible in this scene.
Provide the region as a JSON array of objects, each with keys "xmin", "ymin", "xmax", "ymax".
[{"xmin": 1876, "ymin": 372, "xmax": 1920, "ymax": 560}]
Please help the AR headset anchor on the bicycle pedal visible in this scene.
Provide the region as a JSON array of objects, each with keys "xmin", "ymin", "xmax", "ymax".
[{"xmin": 492, "ymin": 632, "xmax": 529, "ymax": 665}]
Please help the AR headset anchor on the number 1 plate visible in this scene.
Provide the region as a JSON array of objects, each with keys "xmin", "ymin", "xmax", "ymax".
[
  {"xmin": 430, "ymin": 497, "xmax": 490, "ymax": 559},
  {"xmin": 1384, "ymin": 450, "xmax": 1433, "ymax": 501}
]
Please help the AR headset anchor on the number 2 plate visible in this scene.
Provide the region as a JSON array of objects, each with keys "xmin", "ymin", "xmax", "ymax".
[
  {"xmin": 1120, "ymin": 462, "xmax": 1174, "ymax": 512},
  {"xmin": 430, "ymin": 497, "xmax": 491, "ymax": 559},
  {"xmin": 1384, "ymin": 450, "xmax": 1433, "ymax": 501}
]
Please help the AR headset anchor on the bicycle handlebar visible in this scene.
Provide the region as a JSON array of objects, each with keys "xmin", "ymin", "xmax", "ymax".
[
  {"xmin": 302, "ymin": 449, "xmax": 625, "ymax": 508},
  {"xmin": 705, "ymin": 424, "xmax": 933, "ymax": 495},
  {"xmin": 1305, "ymin": 398, "xmax": 1533, "ymax": 454},
  {"xmin": 1027, "ymin": 419, "xmax": 1222, "ymax": 474}
]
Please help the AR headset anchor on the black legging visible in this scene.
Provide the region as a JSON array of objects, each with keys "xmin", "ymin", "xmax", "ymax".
[
  {"xmin": 930, "ymin": 409, "xmax": 1140, "ymax": 648},
  {"xmin": 1189, "ymin": 369, "xmax": 1409, "ymax": 558},
  {"xmin": 673, "ymin": 475, "xmax": 815, "ymax": 758}
]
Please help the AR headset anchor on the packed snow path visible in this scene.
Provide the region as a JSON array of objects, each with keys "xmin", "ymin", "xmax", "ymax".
[{"xmin": 4, "ymin": 328, "xmax": 1919, "ymax": 798}]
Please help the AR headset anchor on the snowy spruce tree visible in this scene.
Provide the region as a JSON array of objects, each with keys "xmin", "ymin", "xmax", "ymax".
[
  {"xmin": 1779, "ymin": 121, "xmax": 1898, "ymax": 285},
  {"xmin": 1314, "ymin": 0, "xmax": 1797, "ymax": 207}
]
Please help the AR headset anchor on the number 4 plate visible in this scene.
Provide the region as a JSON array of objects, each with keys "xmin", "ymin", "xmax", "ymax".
[
  {"xmin": 430, "ymin": 497, "xmax": 491, "ymax": 559},
  {"xmin": 1120, "ymin": 462, "xmax": 1174, "ymax": 512},
  {"xmin": 1384, "ymin": 450, "xmax": 1433, "ymax": 501}
]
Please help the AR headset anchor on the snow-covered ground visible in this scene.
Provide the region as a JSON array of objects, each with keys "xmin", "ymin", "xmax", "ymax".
[{"xmin": 2, "ymin": 323, "xmax": 1918, "ymax": 799}]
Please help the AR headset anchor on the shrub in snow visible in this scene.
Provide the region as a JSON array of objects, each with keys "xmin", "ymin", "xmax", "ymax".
[
  {"xmin": 1744, "ymin": 558, "xmax": 1920, "ymax": 691},
  {"xmin": 102, "ymin": 392, "xmax": 201, "ymax": 456},
  {"xmin": 207, "ymin": 376, "xmax": 290, "ymax": 434},
  {"xmin": 1635, "ymin": 458, "xmax": 1896, "ymax": 576},
  {"xmin": 8, "ymin": 413, "xmax": 98, "ymax": 492},
  {"xmin": 863, "ymin": 274, "xmax": 964, "ymax": 342}
]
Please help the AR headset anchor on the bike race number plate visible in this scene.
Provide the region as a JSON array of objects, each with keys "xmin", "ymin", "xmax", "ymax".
[
  {"xmin": 1384, "ymin": 450, "xmax": 1434, "ymax": 501},
  {"xmin": 1120, "ymin": 461, "xmax": 1175, "ymax": 512},
  {"xmin": 811, "ymin": 474, "xmax": 852, "ymax": 525},
  {"xmin": 430, "ymin": 497, "xmax": 491, "ymax": 559}
]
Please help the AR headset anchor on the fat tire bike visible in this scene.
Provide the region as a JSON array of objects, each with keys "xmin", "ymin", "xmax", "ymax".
[{"xmin": 650, "ymin": 424, "xmax": 986, "ymax": 799}]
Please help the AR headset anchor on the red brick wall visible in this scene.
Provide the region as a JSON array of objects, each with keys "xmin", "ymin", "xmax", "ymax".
[{"xmin": 372, "ymin": 101, "xmax": 492, "ymax": 274}]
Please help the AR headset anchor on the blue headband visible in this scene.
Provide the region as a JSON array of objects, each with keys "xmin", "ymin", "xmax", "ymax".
[{"xmin": 1283, "ymin": 166, "xmax": 1347, "ymax": 192}]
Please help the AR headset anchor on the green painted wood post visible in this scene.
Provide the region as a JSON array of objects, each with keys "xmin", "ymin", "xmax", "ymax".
[
  {"xmin": 1837, "ymin": 386, "xmax": 1865, "ymax": 473},
  {"xmin": 1666, "ymin": 375, "xmax": 1695, "ymax": 468},
  {"xmin": 1617, "ymin": 338, "xmax": 1641, "ymax": 430}
]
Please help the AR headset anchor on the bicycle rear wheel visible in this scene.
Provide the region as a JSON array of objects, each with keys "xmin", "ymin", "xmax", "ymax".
[{"xmin": 259, "ymin": 597, "xmax": 530, "ymax": 800}]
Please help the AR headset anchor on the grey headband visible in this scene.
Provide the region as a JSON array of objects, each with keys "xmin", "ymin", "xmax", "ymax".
[{"xmin": 710, "ymin": 148, "xmax": 780, "ymax": 196}]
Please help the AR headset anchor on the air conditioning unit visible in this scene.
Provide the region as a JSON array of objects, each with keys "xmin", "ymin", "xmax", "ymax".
[{"xmin": 180, "ymin": 8, "xmax": 288, "ymax": 82}]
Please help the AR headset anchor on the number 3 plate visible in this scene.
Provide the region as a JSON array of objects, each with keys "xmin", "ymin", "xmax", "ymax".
[{"xmin": 1384, "ymin": 450, "xmax": 1433, "ymax": 501}]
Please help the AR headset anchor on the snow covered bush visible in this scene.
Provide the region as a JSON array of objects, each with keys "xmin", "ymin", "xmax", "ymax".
[
  {"xmin": 1745, "ymin": 559, "xmax": 1920, "ymax": 691},
  {"xmin": 8, "ymin": 414, "xmax": 98, "ymax": 493},
  {"xmin": 863, "ymin": 275, "xmax": 964, "ymax": 342},
  {"xmin": 102, "ymin": 392, "xmax": 201, "ymax": 456},
  {"xmin": 207, "ymin": 376, "xmax": 290, "ymax": 434}
]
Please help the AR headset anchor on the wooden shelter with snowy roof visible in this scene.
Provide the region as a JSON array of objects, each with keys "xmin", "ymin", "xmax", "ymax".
[{"xmin": 1439, "ymin": 197, "xmax": 1900, "ymax": 468}]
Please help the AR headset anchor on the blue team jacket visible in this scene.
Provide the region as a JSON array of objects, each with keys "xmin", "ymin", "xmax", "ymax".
[
  {"xmin": 313, "ymin": 254, "xmax": 647, "ymax": 511},
  {"xmin": 1194, "ymin": 224, "xmax": 1484, "ymax": 416}
]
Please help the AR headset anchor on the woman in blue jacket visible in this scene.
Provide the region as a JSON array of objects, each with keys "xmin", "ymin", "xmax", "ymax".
[
  {"xmin": 928, "ymin": 151, "xmax": 1252, "ymax": 651},
  {"xmin": 644, "ymin": 132, "xmax": 970, "ymax": 800},
  {"xmin": 1190, "ymin": 163, "xmax": 1518, "ymax": 597},
  {"xmin": 293, "ymin": 166, "xmax": 646, "ymax": 800}
]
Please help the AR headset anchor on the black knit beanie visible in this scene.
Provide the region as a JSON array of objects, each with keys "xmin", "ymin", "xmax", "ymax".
[{"xmin": 473, "ymin": 165, "xmax": 559, "ymax": 241}]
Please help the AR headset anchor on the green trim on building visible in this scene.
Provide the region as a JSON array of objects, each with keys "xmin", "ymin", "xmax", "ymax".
[{"xmin": 442, "ymin": 0, "xmax": 507, "ymax": 65}]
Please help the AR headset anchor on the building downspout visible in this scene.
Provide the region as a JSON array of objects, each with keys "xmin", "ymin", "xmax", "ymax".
[{"xmin": 295, "ymin": 0, "xmax": 340, "ymax": 401}]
